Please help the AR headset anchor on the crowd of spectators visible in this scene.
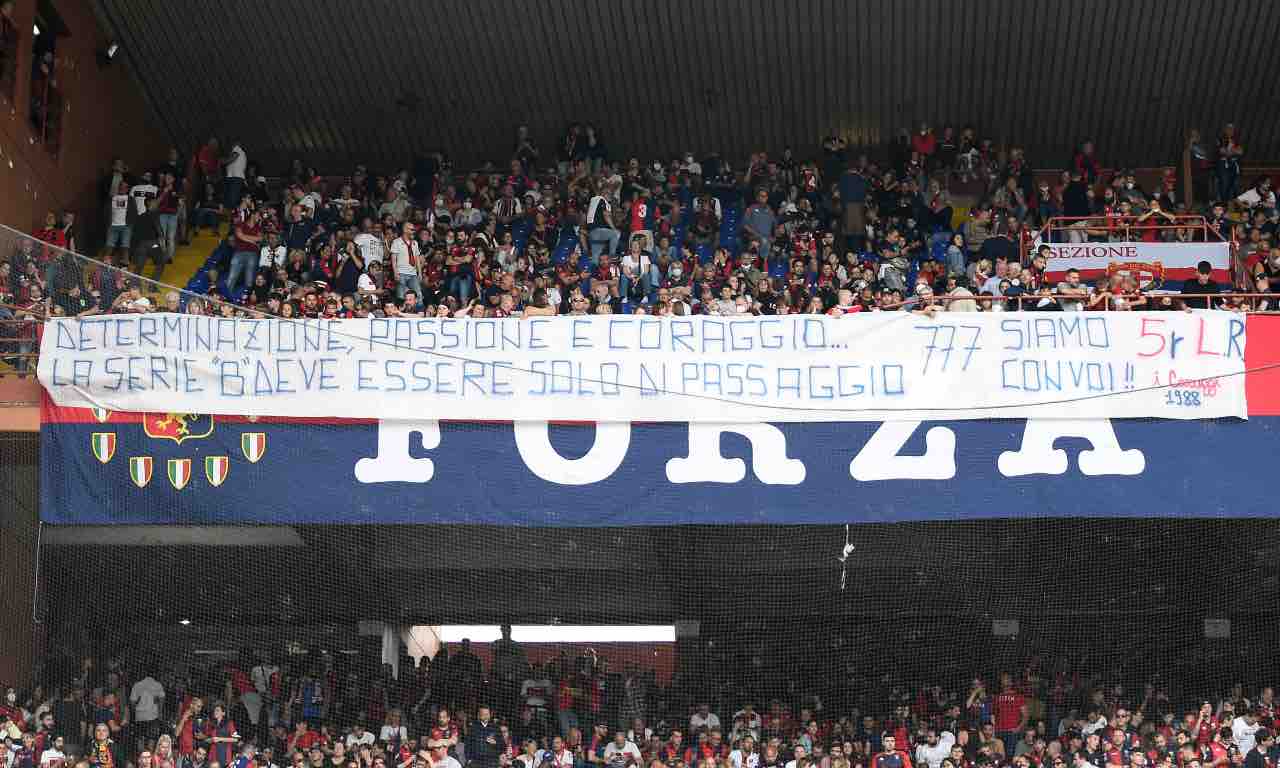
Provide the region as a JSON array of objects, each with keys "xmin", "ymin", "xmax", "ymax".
[
  {"xmin": 1, "ymin": 121, "xmax": 1277, "ymax": 374},
  {"xmin": 7, "ymin": 633, "xmax": 1280, "ymax": 768}
]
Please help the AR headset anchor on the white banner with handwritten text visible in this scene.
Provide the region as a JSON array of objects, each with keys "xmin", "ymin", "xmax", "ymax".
[{"xmin": 38, "ymin": 312, "xmax": 1247, "ymax": 422}]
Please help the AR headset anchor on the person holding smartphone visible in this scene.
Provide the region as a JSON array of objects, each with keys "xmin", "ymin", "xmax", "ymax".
[{"xmin": 207, "ymin": 702, "xmax": 239, "ymax": 767}]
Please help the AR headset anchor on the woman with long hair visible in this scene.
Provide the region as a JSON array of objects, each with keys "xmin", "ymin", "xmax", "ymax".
[{"xmin": 154, "ymin": 734, "xmax": 178, "ymax": 768}]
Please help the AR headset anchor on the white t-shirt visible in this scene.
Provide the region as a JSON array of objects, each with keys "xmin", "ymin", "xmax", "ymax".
[
  {"xmin": 111, "ymin": 194, "xmax": 130, "ymax": 226},
  {"xmin": 729, "ymin": 750, "xmax": 759, "ymax": 768},
  {"xmin": 355, "ymin": 233, "xmax": 385, "ymax": 265},
  {"xmin": 454, "ymin": 207, "xmax": 482, "ymax": 229},
  {"xmin": 434, "ymin": 758, "xmax": 463, "ymax": 768},
  {"xmin": 39, "ymin": 749, "xmax": 66, "ymax": 768},
  {"xmin": 1232, "ymin": 717, "xmax": 1261, "ymax": 755},
  {"xmin": 251, "ymin": 664, "xmax": 279, "ymax": 698},
  {"xmin": 260, "ymin": 245, "xmax": 287, "ymax": 269},
  {"xmin": 1236, "ymin": 188, "xmax": 1276, "ymax": 209},
  {"xmin": 390, "ymin": 237, "xmax": 420, "ymax": 276},
  {"xmin": 689, "ymin": 712, "xmax": 721, "ymax": 732},
  {"xmin": 379, "ymin": 725, "xmax": 408, "ymax": 744},
  {"xmin": 130, "ymin": 183, "xmax": 158, "ymax": 215},
  {"xmin": 226, "ymin": 145, "xmax": 248, "ymax": 180},
  {"xmin": 602, "ymin": 741, "xmax": 641, "ymax": 768},
  {"xmin": 522, "ymin": 678, "xmax": 552, "ymax": 708},
  {"xmin": 916, "ymin": 732, "xmax": 956, "ymax": 768},
  {"xmin": 130, "ymin": 676, "xmax": 165, "ymax": 722},
  {"xmin": 346, "ymin": 731, "xmax": 376, "ymax": 749}
]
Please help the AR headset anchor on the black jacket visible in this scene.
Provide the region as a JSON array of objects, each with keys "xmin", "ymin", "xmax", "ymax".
[{"xmin": 465, "ymin": 719, "xmax": 504, "ymax": 768}]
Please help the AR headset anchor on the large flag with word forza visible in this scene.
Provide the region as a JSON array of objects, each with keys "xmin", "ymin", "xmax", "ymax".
[{"xmin": 35, "ymin": 312, "xmax": 1280, "ymax": 525}]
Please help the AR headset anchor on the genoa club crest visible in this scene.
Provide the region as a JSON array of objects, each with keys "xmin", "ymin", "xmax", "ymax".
[
  {"xmin": 204, "ymin": 456, "xmax": 230, "ymax": 487},
  {"xmin": 90, "ymin": 433, "xmax": 116, "ymax": 464},
  {"xmin": 167, "ymin": 458, "xmax": 192, "ymax": 490},
  {"xmin": 143, "ymin": 413, "xmax": 214, "ymax": 444},
  {"xmin": 129, "ymin": 457, "xmax": 153, "ymax": 488},
  {"xmin": 241, "ymin": 433, "xmax": 266, "ymax": 463},
  {"xmin": 1106, "ymin": 260, "xmax": 1165, "ymax": 290}
]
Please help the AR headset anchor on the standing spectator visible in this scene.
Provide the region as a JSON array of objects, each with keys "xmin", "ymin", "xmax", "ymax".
[
  {"xmin": 390, "ymin": 222, "xmax": 422, "ymax": 300},
  {"xmin": 176, "ymin": 697, "xmax": 208, "ymax": 757},
  {"xmin": 207, "ymin": 701, "xmax": 238, "ymax": 767},
  {"xmin": 195, "ymin": 137, "xmax": 221, "ymax": 209},
  {"xmin": 222, "ymin": 138, "xmax": 247, "ymax": 213},
  {"xmin": 354, "ymin": 220, "xmax": 385, "ymax": 267},
  {"xmin": 1062, "ymin": 170, "xmax": 1090, "ymax": 221},
  {"xmin": 105, "ymin": 180, "xmax": 132, "ymax": 263},
  {"xmin": 50, "ymin": 688, "xmax": 81, "ymax": 755},
  {"xmin": 1072, "ymin": 140, "xmax": 1098, "ymax": 185},
  {"xmin": 87, "ymin": 723, "xmax": 122, "ymax": 768},
  {"xmin": 515, "ymin": 124, "xmax": 539, "ymax": 172},
  {"xmin": 99, "ymin": 157, "xmax": 128, "ymax": 248},
  {"xmin": 839, "ymin": 165, "xmax": 868, "ymax": 252},
  {"xmin": 465, "ymin": 706, "xmax": 504, "ymax": 768},
  {"xmin": 130, "ymin": 199, "xmax": 166, "ymax": 282},
  {"xmin": 742, "ymin": 189, "xmax": 777, "ymax": 257},
  {"xmin": 60, "ymin": 210, "xmax": 79, "ymax": 254},
  {"xmin": 1215, "ymin": 124, "xmax": 1243, "ymax": 201},
  {"xmin": 1233, "ymin": 711, "xmax": 1263, "ymax": 757},
  {"xmin": 587, "ymin": 184, "xmax": 620, "ymax": 264},
  {"xmin": 226, "ymin": 209, "xmax": 262, "ymax": 299},
  {"xmin": 992, "ymin": 674, "xmax": 1027, "ymax": 758},
  {"xmin": 129, "ymin": 670, "xmax": 165, "ymax": 753},
  {"xmin": 492, "ymin": 184, "xmax": 523, "ymax": 237},
  {"xmin": 916, "ymin": 730, "xmax": 955, "ymax": 768},
  {"xmin": 870, "ymin": 735, "xmax": 912, "ymax": 768},
  {"xmin": 156, "ymin": 171, "xmax": 180, "ymax": 264},
  {"xmin": 130, "ymin": 171, "xmax": 159, "ymax": 217},
  {"xmin": 492, "ymin": 625, "xmax": 528, "ymax": 722}
]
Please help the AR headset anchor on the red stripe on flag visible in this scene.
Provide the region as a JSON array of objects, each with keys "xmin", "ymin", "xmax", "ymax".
[{"xmin": 1245, "ymin": 315, "xmax": 1280, "ymax": 416}]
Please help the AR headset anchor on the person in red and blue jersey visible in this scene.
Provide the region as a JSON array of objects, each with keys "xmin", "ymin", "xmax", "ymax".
[
  {"xmin": 870, "ymin": 734, "xmax": 914, "ymax": 768},
  {"xmin": 206, "ymin": 701, "xmax": 238, "ymax": 766}
]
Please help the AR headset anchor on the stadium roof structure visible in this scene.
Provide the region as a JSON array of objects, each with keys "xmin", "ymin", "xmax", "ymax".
[{"xmin": 94, "ymin": 0, "xmax": 1280, "ymax": 168}]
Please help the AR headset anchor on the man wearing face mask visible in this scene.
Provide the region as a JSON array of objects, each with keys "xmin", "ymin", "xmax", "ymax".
[{"xmin": 1119, "ymin": 172, "xmax": 1148, "ymax": 208}]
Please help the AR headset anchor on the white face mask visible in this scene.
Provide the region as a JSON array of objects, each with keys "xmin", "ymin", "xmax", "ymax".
[
  {"xmin": 435, "ymin": 198, "xmax": 444, "ymax": 206},
  {"xmin": 5, "ymin": 693, "xmax": 14, "ymax": 704},
  {"xmin": 463, "ymin": 202, "xmax": 472, "ymax": 209},
  {"xmin": 1126, "ymin": 182, "xmax": 1134, "ymax": 189}
]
